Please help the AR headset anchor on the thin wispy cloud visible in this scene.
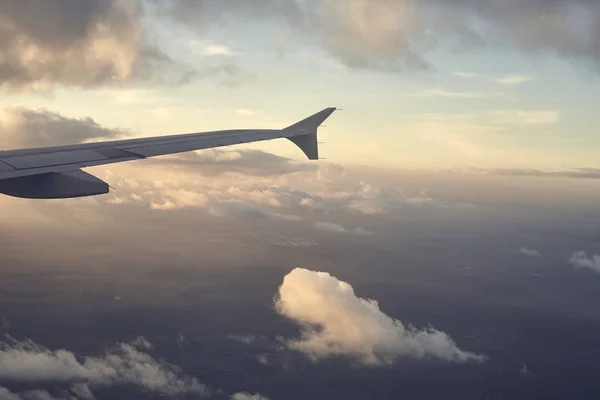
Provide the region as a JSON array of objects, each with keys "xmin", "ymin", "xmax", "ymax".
[
  {"xmin": 313, "ymin": 221, "xmax": 372, "ymax": 236},
  {"xmin": 236, "ymin": 108, "xmax": 258, "ymax": 117},
  {"xmin": 495, "ymin": 75, "xmax": 533, "ymax": 86},
  {"xmin": 491, "ymin": 110, "xmax": 560, "ymax": 126},
  {"xmin": 231, "ymin": 393, "xmax": 270, "ymax": 400},
  {"xmin": 412, "ymin": 89, "xmax": 491, "ymax": 99},
  {"xmin": 97, "ymin": 88, "xmax": 165, "ymax": 105},
  {"xmin": 457, "ymin": 167, "xmax": 600, "ymax": 181},
  {"xmin": 189, "ymin": 41, "xmax": 241, "ymax": 57},
  {"xmin": 454, "ymin": 72, "xmax": 483, "ymax": 78}
]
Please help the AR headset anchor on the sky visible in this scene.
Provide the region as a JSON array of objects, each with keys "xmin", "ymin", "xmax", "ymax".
[
  {"xmin": 4, "ymin": 1, "xmax": 600, "ymax": 400},
  {"xmin": 1, "ymin": 0, "xmax": 600, "ymax": 169}
]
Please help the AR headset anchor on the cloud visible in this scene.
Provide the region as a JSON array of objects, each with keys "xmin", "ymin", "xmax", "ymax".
[
  {"xmin": 495, "ymin": 75, "xmax": 533, "ymax": 86},
  {"xmin": 149, "ymin": 189, "xmax": 210, "ymax": 210},
  {"xmin": 159, "ymin": 0, "xmax": 430, "ymax": 71},
  {"xmin": 0, "ymin": 336, "xmax": 208, "ymax": 399},
  {"xmin": 0, "ymin": 108, "xmax": 125, "ymax": 149},
  {"xmin": 490, "ymin": 110, "xmax": 560, "ymax": 126},
  {"xmin": 69, "ymin": 384, "xmax": 95, "ymax": 400},
  {"xmin": 196, "ymin": 64, "xmax": 256, "ymax": 88},
  {"xmin": 149, "ymin": 189, "xmax": 301, "ymax": 222},
  {"xmin": 313, "ymin": 221, "xmax": 371, "ymax": 235},
  {"xmin": 0, "ymin": 0, "xmax": 193, "ymax": 91},
  {"xmin": 270, "ymin": 236, "xmax": 319, "ymax": 248},
  {"xmin": 412, "ymin": 88, "xmax": 491, "ymax": 99},
  {"xmin": 256, "ymin": 354, "xmax": 270, "ymax": 365},
  {"xmin": 98, "ymin": 149, "xmax": 463, "ymax": 232},
  {"xmin": 0, "ymin": 388, "xmax": 67, "ymax": 400},
  {"xmin": 1, "ymin": 388, "xmax": 68, "ymax": 400},
  {"xmin": 189, "ymin": 41, "xmax": 241, "ymax": 56},
  {"xmin": 454, "ymin": 71, "xmax": 483, "ymax": 78},
  {"xmin": 96, "ymin": 88, "xmax": 165, "ymax": 104},
  {"xmin": 519, "ymin": 363, "xmax": 534, "ymax": 377},
  {"xmin": 152, "ymin": 149, "xmax": 318, "ymax": 177},
  {"xmin": 274, "ymin": 268, "xmax": 485, "ymax": 366},
  {"xmin": 129, "ymin": 336, "xmax": 153, "ymax": 350},
  {"xmin": 228, "ymin": 335, "xmax": 257, "ymax": 345},
  {"xmin": 569, "ymin": 251, "xmax": 600, "ymax": 273},
  {"xmin": 319, "ymin": 183, "xmax": 441, "ymax": 215},
  {"xmin": 3, "ymin": 0, "xmax": 597, "ymax": 88},
  {"xmin": 0, "ymin": 387, "xmax": 22, "ymax": 400},
  {"xmin": 468, "ymin": 167, "xmax": 600, "ymax": 180},
  {"xmin": 236, "ymin": 108, "xmax": 258, "ymax": 117},
  {"xmin": 210, "ymin": 199, "xmax": 302, "ymax": 222},
  {"xmin": 231, "ymin": 393, "xmax": 270, "ymax": 400},
  {"xmin": 519, "ymin": 247, "xmax": 542, "ymax": 257},
  {"xmin": 163, "ymin": 0, "xmax": 600, "ymax": 73},
  {"xmin": 315, "ymin": 0, "xmax": 429, "ymax": 71}
]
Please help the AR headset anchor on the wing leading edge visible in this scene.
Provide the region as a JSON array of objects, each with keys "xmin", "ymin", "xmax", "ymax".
[{"xmin": 0, "ymin": 107, "xmax": 337, "ymax": 199}]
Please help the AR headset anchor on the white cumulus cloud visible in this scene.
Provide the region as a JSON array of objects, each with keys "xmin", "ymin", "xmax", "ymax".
[
  {"xmin": 274, "ymin": 268, "xmax": 485, "ymax": 366},
  {"xmin": 231, "ymin": 393, "xmax": 270, "ymax": 400},
  {"xmin": 0, "ymin": 337, "xmax": 208, "ymax": 398},
  {"xmin": 0, "ymin": 387, "xmax": 22, "ymax": 400},
  {"xmin": 519, "ymin": 247, "xmax": 541, "ymax": 257},
  {"xmin": 569, "ymin": 251, "xmax": 600, "ymax": 273}
]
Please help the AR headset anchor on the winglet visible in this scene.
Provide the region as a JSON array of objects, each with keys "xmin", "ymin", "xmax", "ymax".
[{"xmin": 284, "ymin": 107, "xmax": 337, "ymax": 160}]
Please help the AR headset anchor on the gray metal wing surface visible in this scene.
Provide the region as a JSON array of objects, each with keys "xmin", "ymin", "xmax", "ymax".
[{"xmin": 0, "ymin": 107, "xmax": 337, "ymax": 199}]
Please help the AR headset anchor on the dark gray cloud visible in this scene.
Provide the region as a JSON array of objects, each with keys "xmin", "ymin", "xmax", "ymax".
[
  {"xmin": 0, "ymin": 0, "xmax": 140, "ymax": 90},
  {"xmin": 0, "ymin": 0, "xmax": 195, "ymax": 91},
  {"xmin": 443, "ymin": 0, "xmax": 600, "ymax": 53},
  {"xmin": 0, "ymin": 0, "xmax": 122, "ymax": 49},
  {"xmin": 0, "ymin": 108, "xmax": 126, "ymax": 149}
]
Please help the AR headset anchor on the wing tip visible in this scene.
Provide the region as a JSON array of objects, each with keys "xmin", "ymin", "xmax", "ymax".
[{"xmin": 286, "ymin": 107, "xmax": 338, "ymax": 160}]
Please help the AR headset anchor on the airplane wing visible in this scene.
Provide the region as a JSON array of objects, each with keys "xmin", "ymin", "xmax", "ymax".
[{"xmin": 0, "ymin": 107, "xmax": 337, "ymax": 199}]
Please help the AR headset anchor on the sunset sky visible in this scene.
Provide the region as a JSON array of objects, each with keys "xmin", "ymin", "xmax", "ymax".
[{"xmin": 1, "ymin": 0, "xmax": 600, "ymax": 170}]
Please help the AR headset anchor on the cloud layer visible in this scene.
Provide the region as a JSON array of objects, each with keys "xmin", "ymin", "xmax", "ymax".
[
  {"xmin": 274, "ymin": 268, "xmax": 485, "ymax": 365},
  {"xmin": 2, "ymin": 0, "xmax": 598, "ymax": 92},
  {"xmin": 164, "ymin": 0, "xmax": 600, "ymax": 73}
]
